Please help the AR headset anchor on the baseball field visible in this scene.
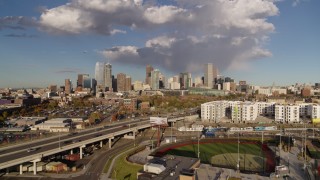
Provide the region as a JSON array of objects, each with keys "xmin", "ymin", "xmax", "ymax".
[{"xmin": 159, "ymin": 140, "xmax": 275, "ymax": 173}]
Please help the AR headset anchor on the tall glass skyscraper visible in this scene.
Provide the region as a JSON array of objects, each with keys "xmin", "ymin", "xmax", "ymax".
[
  {"xmin": 151, "ymin": 69, "xmax": 160, "ymax": 90},
  {"xmin": 95, "ymin": 62, "xmax": 105, "ymax": 87},
  {"xmin": 104, "ymin": 63, "xmax": 112, "ymax": 91}
]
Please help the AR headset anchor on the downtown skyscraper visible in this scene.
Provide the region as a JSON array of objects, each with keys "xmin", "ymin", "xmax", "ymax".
[
  {"xmin": 145, "ymin": 65, "xmax": 154, "ymax": 86},
  {"xmin": 104, "ymin": 63, "xmax": 112, "ymax": 91},
  {"xmin": 204, "ymin": 63, "xmax": 218, "ymax": 89},
  {"xmin": 95, "ymin": 62, "xmax": 105, "ymax": 88},
  {"xmin": 151, "ymin": 69, "xmax": 160, "ymax": 90}
]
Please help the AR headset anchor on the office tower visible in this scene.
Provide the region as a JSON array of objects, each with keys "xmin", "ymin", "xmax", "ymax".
[
  {"xmin": 65, "ymin": 79, "xmax": 72, "ymax": 94},
  {"xmin": 159, "ymin": 73, "xmax": 166, "ymax": 89},
  {"xmin": 112, "ymin": 76, "xmax": 117, "ymax": 92},
  {"xmin": 151, "ymin": 69, "xmax": 160, "ymax": 90},
  {"xmin": 204, "ymin": 63, "xmax": 213, "ymax": 88},
  {"xmin": 76, "ymin": 74, "xmax": 90, "ymax": 88},
  {"xmin": 145, "ymin": 65, "xmax": 154, "ymax": 85},
  {"xmin": 95, "ymin": 62, "xmax": 105, "ymax": 87},
  {"xmin": 168, "ymin": 77, "xmax": 180, "ymax": 90},
  {"xmin": 83, "ymin": 75, "xmax": 91, "ymax": 89},
  {"xmin": 104, "ymin": 63, "xmax": 113, "ymax": 91},
  {"xmin": 179, "ymin": 72, "xmax": 192, "ymax": 89},
  {"xmin": 48, "ymin": 85, "xmax": 57, "ymax": 92},
  {"xmin": 91, "ymin": 79, "xmax": 97, "ymax": 94},
  {"xmin": 77, "ymin": 74, "xmax": 88, "ymax": 88},
  {"xmin": 194, "ymin": 76, "xmax": 203, "ymax": 87},
  {"xmin": 133, "ymin": 81, "xmax": 143, "ymax": 91},
  {"xmin": 117, "ymin": 73, "xmax": 126, "ymax": 92},
  {"xmin": 125, "ymin": 76, "xmax": 132, "ymax": 91}
]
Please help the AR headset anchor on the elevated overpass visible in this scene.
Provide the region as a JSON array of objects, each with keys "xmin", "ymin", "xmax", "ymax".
[{"xmin": 0, "ymin": 122, "xmax": 151, "ymax": 174}]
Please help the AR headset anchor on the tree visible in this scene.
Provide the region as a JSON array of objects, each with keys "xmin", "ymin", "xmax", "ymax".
[
  {"xmin": 89, "ymin": 112, "xmax": 102, "ymax": 125},
  {"xmin": 2, "ymin": 111, "xmax": 8, "ymax": 120}
]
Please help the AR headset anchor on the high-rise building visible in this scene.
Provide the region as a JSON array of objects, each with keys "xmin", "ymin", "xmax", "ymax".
[
  {"xmin": 180, "ymin": 72, "xmax": 192, "ymax": 89},
  {"xmin": 125, "ymin": 76, "xmax": 132, "ymax": 91},
  {"xmin": 104, "ymin": 63, "xmax": 112, "ymax": 91},
  {"xmin": 151, "ymin": 69, "xmax": 160, "ymax": 90},
  {"xmin": 95, "ymin": 62, "xmax": 105, "ymax": 87},
  {"xmin": 159, "ymin": 73, "xmax": 166, "ymax": 89},
  {"xmin": 83, "ymin": 75, "xmax": 91, "ymax": 89},
  {"xmin": 65, "ymin": 79, "xmax": 72, "ymax": 94},
  {"xmin": 133, "ymin": 81, "xmax": 143, "ymax": 91},
  {"xmin": 117, "ymin": 73, "xmax": 126, "ymax": 92},
  {"xmin": 145, "ymin": 65, "xmax": 154, "ymax": 86},
  {"xmin": 204, "ymin": 63, "xmax": 213, "ymax": 88},
  {"xmin": 48, "ymin": 85, "xmax": 57, "ymax": 92},
  {"xmin": 77, "ymin": 74, "xmax": 89, "ymax": 88},
  {"xmin": 194, "ymin": 76, "xmax": 203, "ymax": 87},
  {"xmin": 168, "ymin": 77, "xmax": 180, "ymax": 90}
]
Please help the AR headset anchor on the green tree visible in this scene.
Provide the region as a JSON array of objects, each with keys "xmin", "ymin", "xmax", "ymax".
[
  {"xmin": 89, "ymin": 112, "xmax": 102, "ymax": 125},
  {"xmin": 2, "ymin": 111, "xmax": 8, "ymax": 119}
]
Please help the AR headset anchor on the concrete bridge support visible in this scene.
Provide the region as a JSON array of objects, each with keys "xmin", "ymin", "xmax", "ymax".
[
  {"xmin": 100, "ymin": 140, "xmax": 103, "ymax": 147},
  {"xmin": 79, "ymin": 145, "xmax": 86, "ymax": 159},
  {"xmin": 108, "ymin": 137, "xmax": 114, "ymax": 149},
  {"xmin": 31, "ymin": 159, "xmax": 41, "ymax": 175},
  {"xmin": 20, "ymin": 164, "xmax": 23, "ymax": 175}
]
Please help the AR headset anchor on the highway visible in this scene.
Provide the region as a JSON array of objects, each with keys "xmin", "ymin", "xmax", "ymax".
[{"xmin": 0, "ymin": 119, "xmax": 150, "ymax": 170}]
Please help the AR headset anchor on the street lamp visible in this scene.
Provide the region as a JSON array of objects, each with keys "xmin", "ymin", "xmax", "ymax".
[
  {"xmin": 237, "ymin": 132, "xmax": 240, "ymax": 172},
  {"xmin": 59, "ymin": 130, "xmax": 61, "ymax": 149},
  {"xmin": 197, "ymin": 130, "xmax": 200, "ymax": 159},
  {"xmin": 304, "ymin": 122, "xmax": 307, "ymax": 169},
  {"xmin": 288, "ymin": 133, "xmax": 290, "ymax": 173}
]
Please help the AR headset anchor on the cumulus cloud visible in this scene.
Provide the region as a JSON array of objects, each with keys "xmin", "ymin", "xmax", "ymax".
[
  {"xmin": 99, "ymin": 0, "xmax": 278, "ymax": 72},
  {"xmin": 39, "ymin": 0, "xmax": 279, "ymax": 73}
]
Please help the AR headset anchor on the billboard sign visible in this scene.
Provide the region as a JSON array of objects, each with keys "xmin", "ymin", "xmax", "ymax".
[{"xmin": 150, "ymin": 117, "xmax": 168, "ymax": 125}]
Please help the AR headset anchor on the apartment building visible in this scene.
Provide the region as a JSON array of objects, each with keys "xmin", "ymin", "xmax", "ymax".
[
  {"xmin": 257, "ymin": 102, "xmax": 275, "ymax": 116},
  {"xmin": 231, "ymin": 102, "xmax": 258, "ymax": 123},
  {"xmin": 311, "ymin": 104, "xmax": 320, "ymax": 121},
  {"xmin": 201, "ymin": 101, "xmax": 229, "ymax": 122},
  {"xmin": 275, "ymin": 105, "xmax": 300, "ymax": 123},
  {"xmin": 201, "ymin": 101, "xmax": 320, "ymax": 124},
  {"xmin": 299, "ymin": 103, "xmax": 312, "ymax": 118}
]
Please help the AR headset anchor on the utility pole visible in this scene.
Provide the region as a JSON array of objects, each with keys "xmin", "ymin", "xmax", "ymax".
[
  {"xmin": 288, "ymin": 133, "xmax": 290, "ymax": 173},
  {"xmin": 171, "ymin": 122, "xmax": 173, "ymax": 143},
  {"xmin": 237, "ymin": 132, "xmax": 240, "ymax": 173},
  {"xmin": 304, "ymin": 122, "xmax": 307, "ymax": 169},
  {"xmin": 279, "ymin": 132, "xmax": 281, "ymax": 165},
  {"xmin": 197, "ymin": 130, "xmax": 200, "ymax": 159},
  {"xmin": 59, "ymin": 130, "xmax": 61, "ymax": 149}
]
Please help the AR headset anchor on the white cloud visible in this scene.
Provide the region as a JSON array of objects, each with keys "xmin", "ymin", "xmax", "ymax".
[
  {"xmin": 143, "ymin": 6, "xmax": 188, "ymax": 24},
  {"xmin": 110, "ymin": 29, "xmax": 127, "ymax": 35},
  {"xmin": 101, "ymin": 46, "xmax": 139, "ymax": 61},
  {"xmin": 40, "ymin": 6, "xmax": 93, "ymax": 34},
  {"xmin": 145, "ymin": 36, "xmax": 176, "ymax": 48},
  {"xmin": 39, "ymin": 0, "xmax": 279, "ymax": 73}
]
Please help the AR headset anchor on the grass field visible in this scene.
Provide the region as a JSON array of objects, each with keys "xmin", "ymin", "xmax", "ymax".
[
  {"xmin": 165, "ymin": 142, "xmax": 266, "ymax": 172},
  {"xmin": 111, "ymin": 148, "xmax": 143, "ymax": 180}
]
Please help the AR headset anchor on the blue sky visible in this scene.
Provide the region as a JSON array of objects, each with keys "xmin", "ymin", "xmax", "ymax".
[{"xmin": 0, "ymin": 0, "xmax": 319, "ymax": 88}]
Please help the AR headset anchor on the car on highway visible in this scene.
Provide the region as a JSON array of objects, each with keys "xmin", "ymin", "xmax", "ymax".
[
  {"xmin": 72, "ymin": 139, "xmax": 81, "ymax": 143},
  {"xmin": 68, "ymin": 132, "xmax": 78, "ymax": 136},
  {"xmin": 27, "ymin": 148, "xmax": 37, "ymax": 152}
]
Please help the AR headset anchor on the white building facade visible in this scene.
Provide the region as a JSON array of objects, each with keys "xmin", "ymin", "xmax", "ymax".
[{"xmin": 275, "ymin": 105, "xmax": 300, "ymax": 123}]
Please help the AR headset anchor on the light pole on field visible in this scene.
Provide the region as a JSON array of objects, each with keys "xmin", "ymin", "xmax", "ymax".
[{"xmin": 237, "ymin": 132, "xmax": 240, "ymax": 172}]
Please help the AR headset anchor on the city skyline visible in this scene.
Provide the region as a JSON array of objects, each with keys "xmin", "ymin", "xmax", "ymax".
[{"xmin": 0, "ymin": 0, "xmax": 320, "ymax": 88}]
